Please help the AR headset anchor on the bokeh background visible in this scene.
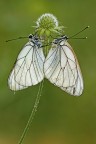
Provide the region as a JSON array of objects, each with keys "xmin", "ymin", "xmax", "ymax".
[{"xmin": 0, "ymin": 0, "xmax": 96, "ymax": 144}]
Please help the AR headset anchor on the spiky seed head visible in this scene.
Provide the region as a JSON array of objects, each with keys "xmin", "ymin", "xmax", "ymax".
[{"xmin": 35, "ymin": 13, "xmax": 64, "ymax": 38}]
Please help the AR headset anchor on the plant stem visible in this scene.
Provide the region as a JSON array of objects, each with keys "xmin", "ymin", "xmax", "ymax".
[{"xmin": 18, "ymin": 82, "xmax": 44, "ymax": 144}]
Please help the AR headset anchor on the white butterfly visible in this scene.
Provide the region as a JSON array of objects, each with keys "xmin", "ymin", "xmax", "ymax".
[
  {"xmin": 8, "ymin": 35, "xmax": 83, "ymax": 96},
  {"xmin": 44, "ymin": 36, "xmax": 83, "ymax": 96},
  {"xmin": 8, "ymin": 34, "xmax": 45, "ymax": 91}
]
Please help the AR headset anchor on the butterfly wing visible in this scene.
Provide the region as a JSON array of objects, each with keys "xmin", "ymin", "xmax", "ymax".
[
  {"xmin": 44, "ymin": 39, "xmax": 83, "ymax": 96},
  {"xmin": 8, "ymin": 40, "xmax": 45, "ymax": 91}
]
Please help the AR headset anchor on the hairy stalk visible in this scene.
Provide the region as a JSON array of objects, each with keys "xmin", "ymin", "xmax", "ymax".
[{"xmin": 18, "ymin": 81, "xmax": 44, "ymax": 144}]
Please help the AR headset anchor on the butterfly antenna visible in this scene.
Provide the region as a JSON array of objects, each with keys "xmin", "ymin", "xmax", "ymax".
[
  {"xmin": 68, "ymin": 26, "xmax": 90, "ymax": 39},
  {"xmin": 6, "ymin": 36, "xmax": 28, "ymax": 42},
  {"xmin": 69, "ymin": 37, "xmax": 87, "ymax": 40}
]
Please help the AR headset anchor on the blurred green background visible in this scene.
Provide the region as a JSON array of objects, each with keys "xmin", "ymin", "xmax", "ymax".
[{"xmin": 0, "ymin": 0, "xmax": 96, "ymax": 144}]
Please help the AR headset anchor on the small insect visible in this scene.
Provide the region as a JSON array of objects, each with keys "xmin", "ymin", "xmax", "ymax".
[
  {"xmin": 44, "ymin": 35, "xmax": 83, "ymax": 96},
  {"xmin": 8, "ymin": 34, "xmax": 45, "ymax": 91}
]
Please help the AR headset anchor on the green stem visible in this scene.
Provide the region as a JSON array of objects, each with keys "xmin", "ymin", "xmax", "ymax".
[{"xmin": 18, "ymin": 82, "xmax": 44, "ymax": 144}]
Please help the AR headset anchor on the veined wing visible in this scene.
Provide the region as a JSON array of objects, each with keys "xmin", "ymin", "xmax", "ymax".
[
  {"xmin": 8, "ymin": 37, "xmax": 45, "ymax": 91},
  {"xmin": 44, "ymin": 37, "xmax": 83, "ymax": 96}
]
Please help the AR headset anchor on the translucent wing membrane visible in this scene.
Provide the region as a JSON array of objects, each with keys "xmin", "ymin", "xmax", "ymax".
[
  {"xmin": 8, "ymin": 36, "xmax": 45, "ymax": 91},
  {"xmin": 44, "ymin": 37, "xmax": 83, "ymax": 96}
]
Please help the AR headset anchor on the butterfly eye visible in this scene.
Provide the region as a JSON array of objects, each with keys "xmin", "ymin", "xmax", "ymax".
[
  {"xmin": 29, "ymin": 34, "xmax": 33, "ymax": 39},
  {"xmin": 62, "ymin": 35, "xmax": 68, "ymax": 39}
]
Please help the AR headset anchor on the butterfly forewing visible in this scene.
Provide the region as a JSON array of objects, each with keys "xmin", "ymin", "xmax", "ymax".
[
  {"xmin": 44, "ymin": 37, "xmax": 83, "ymax": 96},
  {"xmin": 8, "ymin": 36, "xmax": 45, "ymax": 91}
]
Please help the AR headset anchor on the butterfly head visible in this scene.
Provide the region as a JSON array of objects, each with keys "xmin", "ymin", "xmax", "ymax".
[
  {"xmin": 53, "ymin": 35, "xmax": 68, "ymax": 44},
  {"xmin": 29, "ymin": 34, "xmax": 42, "ymax": 47},
  {"xmin": 29, "ymin": 34, "xmax": 33, "ymax": 40},
  {"xmin": 61, "ymin": 35, "xmax": 68, "ymax": 40}
]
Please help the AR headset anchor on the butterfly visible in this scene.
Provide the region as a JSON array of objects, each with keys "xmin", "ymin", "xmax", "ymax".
[
  {"xmin": 8, "ymin": 34, "xmax": 83, "ymax": 96},
  {"xmin": 8, "ymin": 34, "xmax": 45, "ymax": 91}
]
